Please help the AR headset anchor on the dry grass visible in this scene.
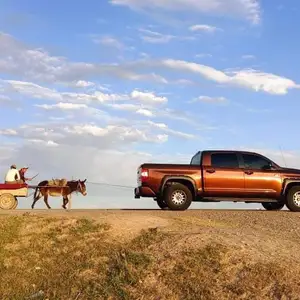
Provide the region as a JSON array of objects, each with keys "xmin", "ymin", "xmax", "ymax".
[
  {"xmin": 0, "ymin": 214, "xmax": 300, "ymax": 300},
  {"xmin": 162, "ymin": 243, "xmax": 300, "ymax": 300}
]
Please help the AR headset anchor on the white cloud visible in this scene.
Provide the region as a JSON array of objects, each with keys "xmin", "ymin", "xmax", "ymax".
[
  {"xmin": 106, "ymin": 101, "xmax": 199, "ymax": 124},
  {"xmin": 227, "ymin": 68, "xmax": 300, "ymax": 95},
  {"xmin": 108, "ymin": 101, "xmax": 197, "ymax": 125},
  {"xmin": 0, "ymin": 32, "xmax": 167, "ymax": 85},
  {"xmin": 106, "ymin": 103, "xmax": 139, "ymax": 111},
  {"xmin": 29, "ymin": 139, "xmax": 59, "ymax": 147},
  {"xmin": 159, "ymin": 59, "xmax": 300, "ymax": 95},
  {"xmin": 73, "ymin": 80, "xmax": 95, "ymax": 88},
  {"xmin": 189, "ymin": 24, "xmax": 221, "ymax": 33},
  {"xmin": 148, "ymin": 121, "xmax": 167, "ymax": 129},
  {"xmin": 2, "ymin": 80, "xmax": 62, "ymax": 101},
  {"xmin": 139, "ymin": 28, "xmax": 175, "ymax": 43},
  {"xmin": 35, "ymin": 99, "xmax": 154, "ymax": 122},
  {"xmin": 139, "ymin": 52, "xmax": 150, "ymax": 59},
  {"xmin": 62, "ymin": 91, "xmax": 127, "ymax": 104},
  {"xmin": 195, "ymin": 53, "xmax": 212, "ymax": 58},
  {"xmin": 2, "ymin": 79, "xmax": 171, "ymax": 120},
  {"xmin": 105, "ymin": 103, "xmax": 155, "ymax": 118},
  {"xmin": 148, "ymin": 120, "xmax": 195, "ymax": 139},
  {"xmin": 160, "ymin": 59, "xmax": 229, "ymax": 82},
  {"xmin": 35, "ymin": 102, "xmax": 88, "ymax": 110},
  {"xmin": 0, "ymin": 32, "xmax": 67, "ymax": 82},
  {"xmin": 1, "ymin": 79, "xmax": 126, "ymax": 104},
  {"xmin": 91, "ymin": 35, "xmax": 126, "ymax": 50},
  {"xmin": 4, "ymin": 32, "xmax": 297, "ymax": 96},
  {"xmin": 1, "ymin": 81, "xmax": 129, "ymax": 114},
  {"xmin": 0, "ymin": 110, "xmax": 198, "ymax": 163},
  {"xmin": 193, "ymin": 95, "xmax": 228, "ymax": 104},
  {"xmin": 2, "ymin": 78, "xmax": 200, "ymax": 124},
  {"xmin": 0, "ymin": 129, "xmax": 18, "ymax": 136},
  {"xmin": 138, "ymin": 28, "xmax": 195, "ymax": 44},
  {"xmin": 131, "ymin": 90, "xmax": 167, "ymax": 105},
  {"xmin": 242, "ymin": 54, "xmax": 256, "ymax": 60},
  {"xmin": 172, "ymin": 79, "xmax": 194, "ymax": 87},
  {"xmin": 68, "ymin": 80, "xmax": 111, "ymax": 93},
  {"xmin": 119, "ymin": 72, "xmax": 169, "ymax": 84},
  {"xmin": 105, "ymin": 103, "xmax": 156, "ymax": 118},
  {"xmin": 136, "ymin": 108, "xmax": 154, "ymax": 117},
  {"xmin": 0, "ymin": 122, "xmax": 169, "ymax": 148},
  {"xmin": 109, "ymin": 0, "xmax": 261, "ymax": 24},
  {"xmin": 96, "ymin": 84, "xmax": 111, "ymax": 92}
]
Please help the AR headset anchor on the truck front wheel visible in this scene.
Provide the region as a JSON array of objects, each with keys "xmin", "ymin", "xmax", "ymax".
[
  {"xmin": 163, "ymin": 183, "xmax": 193, "ymax": 211},
  {"xmin": 286, "ymin": 186, "xmax": 300, "ymax": 212}
]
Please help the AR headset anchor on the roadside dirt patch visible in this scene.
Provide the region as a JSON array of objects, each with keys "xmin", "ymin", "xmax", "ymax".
[
  {"xmin": 1, "ymin": 209, "xmax": 300, "ymax": 299},
  {"xmin": 106, "ymin": 213, "xmax": 170, "ymax": 241}
]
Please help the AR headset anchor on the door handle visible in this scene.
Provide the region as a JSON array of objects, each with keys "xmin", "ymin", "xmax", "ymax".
[
  {"xmin": 206, "ymin": 169, "xmax": 215, "ymax": 174},
  {"xmin": 244, "ymin": 170, "xmax": 253, "ymax": 175}
]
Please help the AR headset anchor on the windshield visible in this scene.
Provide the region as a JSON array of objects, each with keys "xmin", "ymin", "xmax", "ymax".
[{"xmin": 190, "ymin": 151, "xmax": 202, "ymax": 165}]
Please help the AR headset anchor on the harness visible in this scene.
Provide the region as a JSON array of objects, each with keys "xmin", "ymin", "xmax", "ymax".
[{"xmin": 76, "ymin": 181, "xmax": 85, "ymax": 194}]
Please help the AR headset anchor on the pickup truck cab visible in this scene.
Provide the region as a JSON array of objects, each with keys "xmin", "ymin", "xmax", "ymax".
[{"xmin": 134, "ymin": 150, "xmax": 300, "ymax": 211}]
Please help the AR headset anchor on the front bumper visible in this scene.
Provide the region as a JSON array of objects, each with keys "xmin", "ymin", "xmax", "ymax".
[{"xmin": 134, "ymin": 186, "xmax": 156, "ymax": 199}]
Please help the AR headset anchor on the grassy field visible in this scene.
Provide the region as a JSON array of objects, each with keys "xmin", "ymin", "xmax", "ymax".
[{"xmin": 1, "ymin": 210, "xmax": 300, "ymax": 299}]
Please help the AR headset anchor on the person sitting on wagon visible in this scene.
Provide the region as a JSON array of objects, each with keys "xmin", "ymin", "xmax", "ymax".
[
  {"xmin": 5, "ymin": 164, "xmax": 23, "ymax": 184},
  {"xmin": 19, "ymin": 166, "xmax": 31, "ymax": 183}
]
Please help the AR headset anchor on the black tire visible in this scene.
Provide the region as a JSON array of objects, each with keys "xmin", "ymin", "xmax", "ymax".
[
  {"xmin": 163, "ymin": 183, "xmax": 193, "ymax": 211},
  {"xmin": 286, "ymin": 186, "xmax": 300, "ymax": 212},
  {"xmin": 261, "ymin": 202, "xmax": 284, "ymax": 211},
  {"xmin": 156, "ymin": 197, "xmax": 169, "ymax": 210}
]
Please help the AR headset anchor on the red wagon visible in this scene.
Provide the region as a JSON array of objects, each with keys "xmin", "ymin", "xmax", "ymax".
[{"xmin": 0, "ymin": 183, "xmax": 29, "ymax": 209}]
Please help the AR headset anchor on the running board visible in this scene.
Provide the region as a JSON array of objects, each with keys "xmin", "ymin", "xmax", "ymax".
[{"xmin": 196, "ymin": 197, "xmax": 278, "ymax": 203}]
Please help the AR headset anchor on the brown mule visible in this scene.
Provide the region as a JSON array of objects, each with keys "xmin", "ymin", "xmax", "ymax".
[{"xmin": 31, "ymin": 179, "xmax": 87, "ymax": 209}]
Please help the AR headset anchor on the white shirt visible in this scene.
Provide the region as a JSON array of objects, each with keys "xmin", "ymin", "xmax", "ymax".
[{"xmin": 5, "ymin": 169, "xmax": 20, "ymax": 182}]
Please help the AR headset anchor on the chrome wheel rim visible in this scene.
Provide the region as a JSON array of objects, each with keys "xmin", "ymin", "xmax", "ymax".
[
  {"xmin": 171, "ymin": 190, "xmax": 186, "ymax": 206},
  {"xmin": 293, "ymin": 191, "xmax": 300, "ymax": 207}
]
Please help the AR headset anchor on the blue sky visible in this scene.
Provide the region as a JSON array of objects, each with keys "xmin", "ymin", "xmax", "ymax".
[{"xmin": 0, "ymin": 0, "xmax": 300, "ymax": 209}]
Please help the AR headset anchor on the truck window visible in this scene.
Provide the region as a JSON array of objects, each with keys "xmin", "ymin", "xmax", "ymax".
[
  {"xmin": 190, "ymin": 151, "xmax": 202, "ymax": 165},
  {"xmin": 242, "ymin": 153, "xmax": 271, "ymax": 170},
  {"xmin": 211, "ymin": 153, "xmax": 239, "ymax": 168}
]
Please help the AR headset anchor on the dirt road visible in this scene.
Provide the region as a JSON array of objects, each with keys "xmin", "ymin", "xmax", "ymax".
[{"xmin": 1, "ymin": 209, "xmax": 300, "ymax": 254}]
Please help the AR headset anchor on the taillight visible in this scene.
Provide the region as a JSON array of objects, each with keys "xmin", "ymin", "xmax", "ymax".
[
  {"xmin": 137, "ymin": 167, "xmax": 149, "ymax": 185},
  {"xmin": 140, "ymin": 168, "xmax": 149, "ymax": 181}
]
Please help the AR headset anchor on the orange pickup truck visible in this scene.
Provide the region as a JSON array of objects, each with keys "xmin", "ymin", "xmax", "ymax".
[{"xmin": 134, "ymin": 150, "xmax": 300, "ymax": 211}]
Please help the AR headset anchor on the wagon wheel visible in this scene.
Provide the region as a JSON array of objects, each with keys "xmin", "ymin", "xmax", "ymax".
[
  {"xmin": 0, "ymin": 193, "xmax": 17, "ymax": 210},
  {"xmin": 12, "ymin": 197, "xmax": 18, "ymax": 209}
]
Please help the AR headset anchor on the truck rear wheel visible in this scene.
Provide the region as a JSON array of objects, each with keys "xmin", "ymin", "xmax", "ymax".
[
  {"xmin": 163, "ymin": 183, "xmax": 192, "ymax": 211},
  {"xmin": 286, "ymin": 186, "xmax": 300, "ymax": 212},
  {"xmin": 261, "ymin": 202, "xmax": 284, "ymax": 211},
  {"xmin": 156, "ymin": 197, "xmax": 169, "ymax": 210}
]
